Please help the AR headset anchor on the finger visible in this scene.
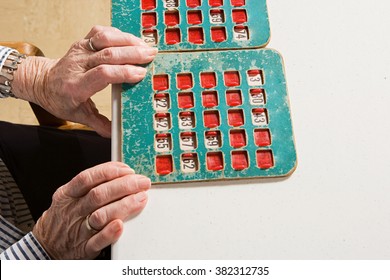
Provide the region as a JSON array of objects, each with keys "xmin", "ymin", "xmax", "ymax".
[
  {"xmin": 87, "ymin": 46, "xmax": 158, "ymax": 69},
  {"xmin": 82, "ymin": 174, "xmax": 151, "ymax": 214},
  {"xmin": 63, "ymin": 162, "xmax": 135, "ymax": 198},
  {"xmin": 84, "ymin": 25, "xmax": 148, "ymax": 48},
  {"xmin": 84, "ymin": 25, "xmax": 116, "ymax": 38},
  {"xmin": 80, "ymin": 64, "xmax": 147, "ymax": 97},
  {"xmin": 84, "ymin": 219, "xmax": 123, "ymax": 259},
  {"xmin": 88, "ymin": 191, "xmax": 148, "ymax": 231},
  {"xmin": 85, "ymin": 113, "xmax": 112, "ymax": 138}
]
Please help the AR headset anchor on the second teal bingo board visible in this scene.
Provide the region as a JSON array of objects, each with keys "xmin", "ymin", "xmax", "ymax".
[{"xmin": 112, "ymin": 0, "xmax": 270, "ymax": 51}]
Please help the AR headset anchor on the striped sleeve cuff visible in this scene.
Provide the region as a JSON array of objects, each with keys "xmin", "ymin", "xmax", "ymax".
[
  {"xmin": 0, "ymin": 46, "xmax": 15, "ymax": 69},
  {"xmin": 0, "ymin": 232, "xmax": 51, "ymax": 260}
]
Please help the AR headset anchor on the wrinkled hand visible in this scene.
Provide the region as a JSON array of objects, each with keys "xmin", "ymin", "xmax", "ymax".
[
  {"xmin": 32, "ymin": 162, "xmax": 151, "ymax": 260},
  {"xmin": 14, "ymin": 25, "xmax": 157, "ymax": 137}
]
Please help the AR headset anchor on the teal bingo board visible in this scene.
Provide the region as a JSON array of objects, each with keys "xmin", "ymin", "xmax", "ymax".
[
  {"xmin": 119, "ymin": 49, "xmax": 297, "ymax": 183},
  {"xmin": 112, "ymin": 0, "xmax": 270, "ymax": 51}
]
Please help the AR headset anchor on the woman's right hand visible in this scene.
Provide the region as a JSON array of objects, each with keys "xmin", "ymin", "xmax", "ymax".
[{"xmin": 32, "ymin": 161, "xmax": 151, "ymax": 259}]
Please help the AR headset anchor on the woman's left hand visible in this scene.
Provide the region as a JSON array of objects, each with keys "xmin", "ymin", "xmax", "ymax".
[{"xmin": 13, "ymin": 26, "xmax": 157, "ymax": 137}]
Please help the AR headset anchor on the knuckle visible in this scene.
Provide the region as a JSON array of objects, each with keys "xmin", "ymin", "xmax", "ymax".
[
  {"xmin": 92, "ymin": 65, "xmax": 111, "ymax": 81},
  {"xmin": 74, "ymin": 171, "xmax": 92, "ymax": 187},
  {"xmin": 95, "ymin": 31, "xmax": 110, "ymax": 46},
  {"xmin": 90, "ymin": 210, "xmax": 107, "ymax": 228},
  {"xmin": 99, "ymin": 47, "xmax": 115, "ymax": 61},
  {"xmin": 112, "ymin": 26, "xmax": 121, "ymax": 33},
  {"xmin": 89, "ymin": 188, "xmax": 106, "ymax": 205},
  {"xmin": 51, "ymin": 188, "xmax": 62, "ymax": 203},
  {"xmin": 90, "ymin": 25, "xmax": 104, "ymax": 34}
]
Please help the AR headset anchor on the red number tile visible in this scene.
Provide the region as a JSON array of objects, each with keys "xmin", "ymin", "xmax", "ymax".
[
  {"xmin": 209, "ymin": 0, "xmax": 224, "ymax": 7},
  {"xmin": 254, "ymin": 129, "xmax": 271, "ymax": 147},
  {"xmin": 202, "ymin": 91, "xmax": 219, "ymax": 108},
  {"xmin": 153, "ymin": 74, "xmax": 169, "ymax": 91},
  {"xmin": 178, "ymin": 92, "xmax": 195, "ymax": 109},
  {"xmin": 165, "ymin": 11, "xmax": 180, "ymax": 26},
  {"xmin": 186, "ymin": 0, "xmax": 201, "ymax": 8},
  {"xmin": 211, "ymin": 27, "xmax": 227, "ymax": 42},
  {"xmin": 231, "ymin": 0, "xmax": 245, "ymax": 7},
  {"xmin": 256, "ymin": 150, "xmax": 274, "ymax": 169},
  {"xmin": 232, "ymin": 9, "xmax": 247, "ymax": 23},
  {"xmin": 229, "ymin": 129, "xmax": 246, "ymax": 148},
  {"xmin": 226, "ymin": 90, "xmax": 242, "ymax": 106},
  {"xmin": 142, "ymin": 13, "xmax": 157, "ymax": 28},
  {"xmin": 205, "ymin": 130, "xmax": 222, "ymax": 148},
  {"xmin": 203, "ymin": 110, "xmax": 220, "ymax": 128},
  {"xmin": 141, "ymin": 0, "xmax": 156, "ymax": 10},
  {"xmin": 177, "ymin": 73, "xmax": 193, "ymax": 90},
  {"xmin": 232, "ymin": 151, "xmax": 249, "ymax": 170},
  {"xmin": 181, "ymin": 153, "xmax": 199, "ymax": 172},
  {"xmin": 200, "ymin": 72, "xmax": 217, "ymax": 88},
  {"xmin": 142, "ymin": 29, "xmax": 158, "ymax": 45},
  {"xmin": 206, "ymin": 152, "xmax": 224, "ymax": 171},
  {"xmin": 228, "ymin": 109, "xmax": 244, "ymax": 127},
  {"xmin": 165, "ymin": 28, "xmax": 181, "ymax": 44},
  {"xmin": 156, "ymin": 155, "xmax": 173, "ymax": 175},
  {"xmin": 210, "ymin": 9, "xmax": 225, "ymax": 23},
  {"xmin": 224, "ymin": 71, "xmax": 241, "ymax": 87},
  {"xmin": 188, "ymin": 27, "xmax": 204, "ymax": 44},
  {"xmin": 187, "ymin": 10, "xmax": 203, "ymax": 25}
]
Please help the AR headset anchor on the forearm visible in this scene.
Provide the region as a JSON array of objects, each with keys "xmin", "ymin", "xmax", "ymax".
[{"xmin": 1, "ymin": 45, "xmax": 55, "ymax": 105}]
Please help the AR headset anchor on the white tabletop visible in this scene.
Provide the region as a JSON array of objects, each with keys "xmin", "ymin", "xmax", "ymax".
[{"xmin": 112, "ymin": 0, "xmax": 390, "ymax": 259}]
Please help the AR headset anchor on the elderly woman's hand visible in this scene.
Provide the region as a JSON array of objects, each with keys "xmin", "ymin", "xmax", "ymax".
[
  {"xmin": 13, "ymin": 26, "xmax": 157, "ymax": 137},
  {"xmin": 32, "ymin": 161, "xmax": 151, "ymax": 259}
]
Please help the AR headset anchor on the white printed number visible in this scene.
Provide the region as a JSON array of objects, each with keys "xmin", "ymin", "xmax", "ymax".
[
  {"xmin": 153, "ymin": 97, "xmax": 169, "ymax": 111},
  {"xmin": 155, "ymin": 137, "xmax": 171, "ymax": 152},
  {"xmin": 205, "ymin": 135, "xmax": 220, "ymax": 149},
  {"xmin": 142, "ymin": 31, "xmax": 157, "ymax": 45},
  {"xmin": 252, "ymin": 110, "xmax": 268, "ymax": 125},
  {"xmin": 164, "ymin": 0, "xmax": 178, "ymax": 9},
  {"xmin": 247, "ymin": 72, "xmax": 263, "ymax": 86},
  {"xmin": 181, "ymin": 157, "xmax": 197, "ymax": 173},
  {"xmin": 154, "ymin": 115, "xmax": 170, "ymax": 131},
  {"xmin": 250, "ymin": 92, "xmax": 265, "ymax": 105},
  {"xmin": 180, "ymin": 135, "xmax": 196, "ymax": 150},
  {"xmin": 210, "ymin": 12, "xmax": 224, "ymax": 24},
  {"xmin": 179, "ymin": 115, "xmax": 194, "ymax": 129},
  {"xmin": 233, "ymin": 27, "xmax": 249, "ymax": 41}
]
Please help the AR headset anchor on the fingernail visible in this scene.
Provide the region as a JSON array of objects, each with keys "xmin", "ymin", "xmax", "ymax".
[
  {"xmin": 134, "ymin": 191, "xmax": 148, "ymax": 202},
  {"xmin": 136, "ymin": 177, "xmax": 151, "ymax": 190}
]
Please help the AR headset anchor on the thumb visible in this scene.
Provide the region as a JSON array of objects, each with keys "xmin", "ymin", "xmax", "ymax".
[
  {"xmin": 87, "ymin": 113, "xmax": 112, "ymax": 138},
  {"xmin": 79, "ymin": 99, "xmax": 112, "ymax": 138}
]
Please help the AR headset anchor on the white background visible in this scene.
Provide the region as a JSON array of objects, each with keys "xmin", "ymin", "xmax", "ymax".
[{"xmin": 112, "ymin": 0, "xmax": 390, "ymax": 259}]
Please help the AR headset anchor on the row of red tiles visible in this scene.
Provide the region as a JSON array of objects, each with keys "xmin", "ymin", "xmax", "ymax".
[
  {"xmin": 156, "ymin": 127, "xmax": 271, "ymax": 150},
  {"xmin": 155, "ymin": 88, "xmax": 264, "ymax": 110},
  {"xmin": 143, "ymin": 26, "xmax": 246, "ymax": 44},
  {"xmin": 155, "ymin": 107, "xmax": 267, "ymax": 129},
  {"xmin": 142, "ymin": 0, "xmax": 246, "ymax": 10},
  {"xmin": 142, "ymin": 9, "xmax": 247, "ymax": 28},
  {"xmin": 155, "ymin": 149, "xmax": 273, "ymax": 175},
  {"xmin": 153, "ymin": 70, "xmax": 261, "ymax": 91}
]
